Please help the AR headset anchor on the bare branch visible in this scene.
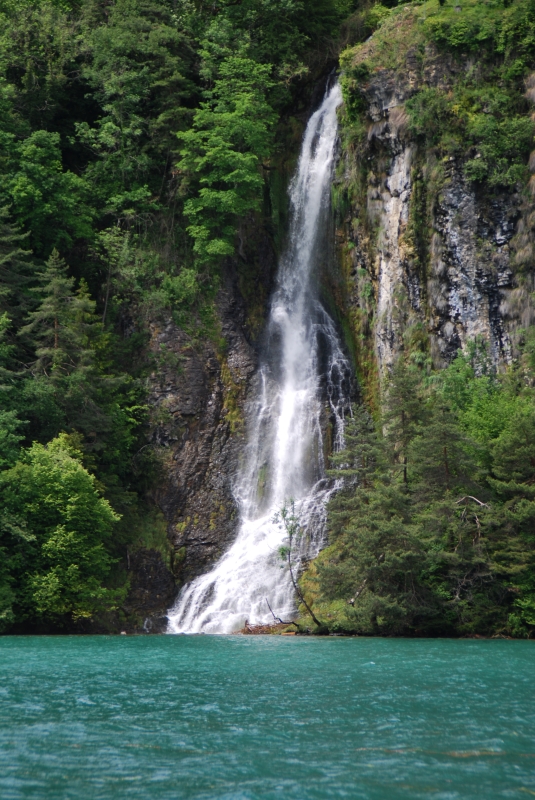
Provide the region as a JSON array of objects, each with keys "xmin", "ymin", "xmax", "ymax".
[
  {"xmin": 348, "ymin": 578, "xmax": 368, "ymax": 605},
  {"xmin": 265, "ymin": 597, "xmax": 297, "ymax": 627},
  {"xmin": 456, "ymin": 496, "xmax": 489, "ymax": 508}
]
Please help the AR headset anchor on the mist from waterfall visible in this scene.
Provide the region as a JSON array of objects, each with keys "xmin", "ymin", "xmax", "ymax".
[{"xmin": 167, "ymin": 81, "xmax": 351, "ymax": 634}]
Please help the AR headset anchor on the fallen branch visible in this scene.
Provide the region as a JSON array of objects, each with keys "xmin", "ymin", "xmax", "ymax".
[
  {"xmin": 242, "ymin": 620, "xmax": 292, "ymax": 635},
  {"xmin": 265, "ymin": 598, "xmax": 298, "ymax": 627}
]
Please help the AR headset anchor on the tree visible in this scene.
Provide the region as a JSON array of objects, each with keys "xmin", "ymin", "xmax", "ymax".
[
  {"xmin": 308, "ymin": 402, "xmax": 436, "ymax": 635},
  {"xmin": 0, "ymin": 510, "xmax": 34, "ymax": 633},
  {"xmin": 275, "ymin": 501, "xmax": 325, "ymax": 630},
  {"xmin": 408, "ymin": 397, "xmax": 476, "ymax": 500},
  {"xmin": 0, "ymin": 313, "xmax": 26, "ymax": 469},
  {"xmin": 315, "ymin": 474, "xmax": 431, "ymax": 634},
  {"xmin": 178, "ymin": 56, "xmax": 276, "ymax": 267},
  {"xmin": 0, "ymin": 207, "xmax": 34, "ymax": 322},
  {"xmin": 21, "ymin": 248, "xmax": 104, "ymax": 381},
  {"xmin": 307, "ymin": 370, "xmax": 535, "ymax": 637},
  {"xmin": 19, "ymin": 249, "xmax": 120, "ymax": 449},
  {"xmin": 486, "ymin": 406, "xmax": 535, "ymax": 637},
  {"xmin": 326, "ymin": 405, "xmax": 388, "ymax": 537},
  {"xmin": 21, "ymin": 249, "xmax": 81, "ymax": 375},
  {"xmin": 383, "ymin": 359, "xmax": 425, "ymax": 483},
  {"xmin": 2, "ymin": 130, "xmax": 94, "ymax": 257},
  {"xmin": 0, "ymin": 434, "xmax": 123, "ymax": 628},
  {"xmin": 78, "ymin": 0, "xmax": 195, "ymax": 222},
  {"xmin": 0, "ymin": 409, "xmax": 25, "ymax": 470}
]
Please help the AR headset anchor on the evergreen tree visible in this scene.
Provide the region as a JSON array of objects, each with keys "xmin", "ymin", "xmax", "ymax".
[
  {"xmin": 315, "ymin": 472, "xmax": 433, "ymax": 634},
  {"xmin": 314, "ymin": 404, "xmax": 436, "ymax": 635},
  {"xmin": 21, "ymin": 249, "xmax": 83, "ymax": 376},
  {"xmin": 383, "ymin": 359, "xmax": 425, "ymax": 483},
  {"xmin": 0, "ymin": 313, "xmax": 26, "ymax": 469},
  {"xmin": 326, "ymin": 405, "xmax": 388, "ymax": 538},
  {"xmin": 485, "ymin": 407, "xmax": 535, "ymax": 636},
  {"xmin": 408, "ymin": 397, "xmax": 476, "ymax": 501},
  {"xmin": 19, "ymin": 249, "xmax": 114, "ymax": 446},
  {"xmin": 0, "ymin": 207, "xmax": 34, "ymax": 323}
]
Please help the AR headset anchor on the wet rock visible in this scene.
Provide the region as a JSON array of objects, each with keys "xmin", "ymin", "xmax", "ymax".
[
  {"xmin": 340, "ymin": 49, "xmax": 523, "ymax": 379},
  {"xmin": 147, "ymin": 256, "xmax": 273, "ymax": 588},
  {"xmin": 123, "ymin": 548, "xmax": 178, "ymax": 633}
]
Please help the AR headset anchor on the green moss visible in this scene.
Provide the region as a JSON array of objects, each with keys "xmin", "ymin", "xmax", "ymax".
[
  {"xmin": 171, "ymin": 546, "xmax": 186, "ymax": 578},
  {"xmin": 129, "ymin": 506, "xmax": 174, "ymax": 569},
  {"xmin": 219, "ymin": 358, "xmax": 244, "ymax": 433}
]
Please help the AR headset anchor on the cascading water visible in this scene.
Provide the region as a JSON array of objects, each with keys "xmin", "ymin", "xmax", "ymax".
[{"xmin": 167, "ymin": 81, "xmax": 351, "ymax": 634}]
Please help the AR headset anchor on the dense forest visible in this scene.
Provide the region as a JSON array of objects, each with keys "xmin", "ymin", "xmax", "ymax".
[
  {"xmin": 0, "ymin": 0, "xmax": 534, "ymax": 637},
  {"xmin": 304, "ymin": 350, "xmax": 535, "ymax": 637}
]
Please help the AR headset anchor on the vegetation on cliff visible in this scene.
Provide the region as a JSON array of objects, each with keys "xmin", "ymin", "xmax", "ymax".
[{"xmin": 0, "ymin": 0, "xmax": 352, "ymax": 632}]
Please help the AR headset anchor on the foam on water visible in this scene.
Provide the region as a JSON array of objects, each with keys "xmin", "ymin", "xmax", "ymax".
[{"xmin": 167, "ymin": 81, "xmax": 350, "ymax": 634}]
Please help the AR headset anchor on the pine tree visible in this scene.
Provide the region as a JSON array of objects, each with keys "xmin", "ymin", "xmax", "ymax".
[
  {"xmin": 484, "ymin": 406, "xmax": 535, "ymax": 636},
  {"xmin": 383, "ymin": 358, "xmax": 425, "ymax": 483},
  {"xmin": 19, "ymin": 250, "xmax": 113, "ymax": 445},
  {"xmin": 0, "ymin": 313, "xmax": 26, "ymax": 469},
  {"xmin": 406, "ymin": 394, "xmax": 505, "ymax": 634},
  {"xmin": 327, "ymin": 405, "xmax": 388, "ymax": 538},
  {"xmin": 315, "ymin": 472, "xmax": 433, "ymax": 634},
  {"xmin": 0, "ymin": 207, "xmax": 34, "ymax": 323},
  {"xmin": 21, "ymin": 249, "xmax": 101, "ymax": 378},
  {"xmin": 408, "ymin": 398, "xmax": 476, "ymax": 501},
  {"xmin": 313, "ymin": 402, "xmax": 436, "ymax": 635},
  {"xmin": 21, "ymin": 249, "xmax": 75, "ymax": 375}
]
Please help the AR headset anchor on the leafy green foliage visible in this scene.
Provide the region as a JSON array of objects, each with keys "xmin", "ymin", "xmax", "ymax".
[
  {"xmin": 341, "ymin": 0, "xmax": 535, "ymax": 189},
  {"xmin": 306, "ymin": 356, "xmax": 535, "ymax": 638},
  {"xmin": 178, "ymin": 57, "xmax": 276, "ymax": 266},
  {"xmin": 0, "ymin": 130, "xmax": 94, "ymax": 255},
  {"xmin": 0, "ymin": 434, "xmax": 123, "ymax": 630},
  {"xmin": 77, "ymin": 0, "xmax": 194, "ymax": 221},
  {"xmin": 0, "ymin": 207, "xmax": 34, "ymax": 322},
  {"xmin": 410, "ymin": 0, "xmax": 535, "ymax": 187}
]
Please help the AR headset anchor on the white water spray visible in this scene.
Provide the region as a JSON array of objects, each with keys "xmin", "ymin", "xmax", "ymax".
[{"xmin": 168, "ymin": 82, "xmax": 350, "ymax": 634}]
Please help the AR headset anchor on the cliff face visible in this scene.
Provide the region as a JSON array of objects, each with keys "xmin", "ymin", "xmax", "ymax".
[
  {"xmin": 145, "ymin": 235, "xmax": 277, "ymax": 593},
  {"xmin": 335, "ymin": 6, "xmax": 534, "ymax": 386},
  {"xmin": 367, "ymin": 104, "xmax": 517, "ymax": 371}
]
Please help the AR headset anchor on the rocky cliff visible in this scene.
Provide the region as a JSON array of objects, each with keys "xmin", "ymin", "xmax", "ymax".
[
  {"xmin": 334, "ymin": 2, "xmax": 534, "ymax": 392},
  {"xmin": 145, "ymin": 254, "xmax": 275, "ymax": 597}
]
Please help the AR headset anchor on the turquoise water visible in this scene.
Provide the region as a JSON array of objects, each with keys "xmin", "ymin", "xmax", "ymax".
[{"xmin": 0, "ymin": 636, "xmax": 534, "ymax": 799}]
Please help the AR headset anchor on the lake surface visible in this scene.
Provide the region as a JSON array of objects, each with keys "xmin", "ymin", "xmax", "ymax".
[{"xmin": 0, "ymin": 636, "xmax": 534, "ymax": 799}]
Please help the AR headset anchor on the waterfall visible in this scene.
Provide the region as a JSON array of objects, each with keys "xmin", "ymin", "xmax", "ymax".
[{"xmin": 167, "ymin": 81, "xmax": 351, "ymax": 634}]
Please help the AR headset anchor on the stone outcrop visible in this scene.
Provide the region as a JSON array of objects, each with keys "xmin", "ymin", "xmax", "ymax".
[
  {"xmin": 339, "ymin": 43, "xmax": 527, "ymax": 379},
  {"xmin": 123, "ymin": 548, "xmax": 178, "ymax": 633},
  {"xmin": 146, "ymin": 254, "xmax": 274, "ymax": 590}
]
